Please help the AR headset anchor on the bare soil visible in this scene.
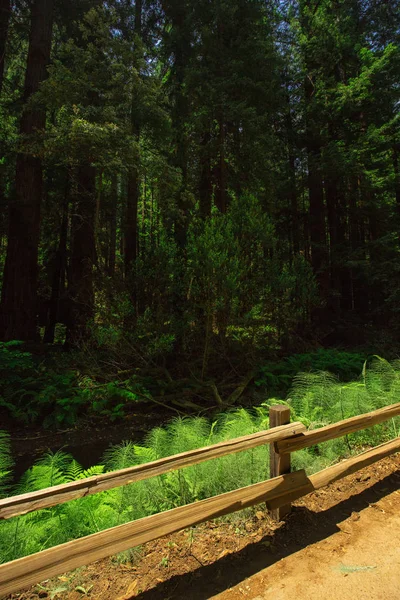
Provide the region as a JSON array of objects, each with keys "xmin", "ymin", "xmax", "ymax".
[{"xmin": 7, "ymin": 454, "xmax": 400, "ymax": 600}]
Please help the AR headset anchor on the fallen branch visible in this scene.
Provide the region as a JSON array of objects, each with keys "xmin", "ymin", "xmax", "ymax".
[{"xmin": 225, "ymin": 372, "xmax": 254, "ymax": 405}]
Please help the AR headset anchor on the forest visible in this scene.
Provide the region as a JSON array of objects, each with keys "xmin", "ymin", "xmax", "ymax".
[
  {"xmin": 0, "ymin": 1, "xmax": 400, "ymax": 592},
  {"xmin": 0, "ymin": 1, "xmax": 399, "ymax": 426},
  {"xmin": 0, "ymin": 0, "xmax": 399, "ymax": 358}
]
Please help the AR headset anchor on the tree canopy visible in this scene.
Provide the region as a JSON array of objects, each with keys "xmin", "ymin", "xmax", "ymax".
[{"xmin": 0, "ymin": 0, "xmax": 399, "ymax": 376}]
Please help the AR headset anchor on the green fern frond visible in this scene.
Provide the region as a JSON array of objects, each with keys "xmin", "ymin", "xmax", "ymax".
[
  {"xmin": 0, "ymin": 431, "xmax": 13, "ymax": 497},
  {"xmin": 82, "ymin": 465, "xmax": 104, "ymax": 478},
  {"xmin": 65, "ymin": 459, "xmax": 84, "ymax": 482},
  {"xmin": 133, "ymin": 445, "xmax": 157, "ymax": 464},
  {"xmin": 103, "ymin": 441, "xmax": 136, "ymax": 471}
]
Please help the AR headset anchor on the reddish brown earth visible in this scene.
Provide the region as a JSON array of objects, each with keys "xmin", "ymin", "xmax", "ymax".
[{"xmin": 7, "ymin": 454, "xmax": 400, "ymax": 600}]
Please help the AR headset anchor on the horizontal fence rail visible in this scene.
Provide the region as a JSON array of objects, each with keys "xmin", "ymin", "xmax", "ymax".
[
  {"xmin": 0, "ymin": 401, "xmax": 399, "ymax": 597},
  {"xmin": 0, "ymin": 470, "xmax": 310, "ymax": 596},
  {"xmin": 275, "ymin": 401, "xmax": 400, "ymax": 454},
  {"xmin": 0, "ymin": 422, "xmax": 305, "ymax": 521},
  {"xmin": 268, "ymin": 436, "xmax": 400, "ymax": 510}
]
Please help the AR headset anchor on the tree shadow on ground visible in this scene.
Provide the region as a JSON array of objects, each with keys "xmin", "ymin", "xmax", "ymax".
[{"xmin": 135, "ymin": 470, "xmax": 400, "ymax": 600}]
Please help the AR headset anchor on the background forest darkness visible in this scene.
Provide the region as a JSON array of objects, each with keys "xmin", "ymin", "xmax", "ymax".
[{"xmin": 0, "ymin": 0, "xmax": 400, "ymax": 389}]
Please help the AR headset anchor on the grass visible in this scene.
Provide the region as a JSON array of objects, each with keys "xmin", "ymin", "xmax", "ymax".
[{"xmin": 0, "ymin": 356, "xmax": 399, "ymax": 565}]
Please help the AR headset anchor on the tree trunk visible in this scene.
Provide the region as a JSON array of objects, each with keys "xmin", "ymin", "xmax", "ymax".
[
  {"xmin": 304, "ymin": 73, "xmax": 328, "ymax": 300},
  {"xmin": 0, "ymin": 0, "xmax": 54, "ymax": 341},
  {"xmin": 125, "ymin": 168, "xmax": 139, "ymax": 274},
  {"xmin": 393, "ymin": 143, "xmax": 400, "ymax": 218},
  {"xmin": 325, "ymin": 171, "xmax": 340, "ymax": 315},
  {"xmin": 125, "ymin": 0, "xmax": 142, "ymax": 284},
  {"xmin": 43, "ymin": 176, "xmax": 69, "ymax": 343},
  {"xmin": 286, "ymin": 102, "xmax": 299, "ymax": 255},
  {"xmin": 0, "ymin": 0, "xmax": 10, "ymax": 95},
  {"xmin": 108, "ymin": 174, "xmax": 117, "ymax": 276},
  {"xmin": 162, "ymin": 1, "xmax": 190, "ymax": 245},
  {"xmin": 349, "ymin": 177, "xmax": 368, "ymax": 317},
  {"xmin": 66, "ymin": 165, "xmax": 96, "ymax": 346},
  {"xmin": 215, "ymin": 115, "xmax": 227, "ymax": 213}
]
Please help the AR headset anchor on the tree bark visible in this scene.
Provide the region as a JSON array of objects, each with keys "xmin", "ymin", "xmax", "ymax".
[
  {"xmin": 66, "ymin": 165, "xmax": 96, "ymax": 346},
  {"xmin": 0, "ymin": 0, "xmax": 54, "ymax": 341},
  {"xmin": 215, "ymin": 115, "xmax": 227, "ymax": 213},
  {"xmin": 125, "ymin": 0, "xmax": 142, "ymax": 284},
  {"xmin": 108, "ymin": 174, "xmax": 117, "ymax": 276},
  {"xmin": 43, "ymin": 176, "xmax": 69, "ymax": 343},
  {"xmin": 162, "ymin": 1, "xmax": 190, "ymax": 245},
  {"xmin": 393, "ymin": 143, "xmax": 400, "ymax": 218},
  {"xmin": 286, "ymin": 100, "xmax": 299, "ymax": 255},
  {"xmin": 304, "ymin": 70, "xmax": 329, "ymax": 302}
]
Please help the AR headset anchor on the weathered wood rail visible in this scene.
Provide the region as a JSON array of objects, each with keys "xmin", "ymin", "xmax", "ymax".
[
  {"xmin": 0, "ymin": 422, "xmax": 305, "ymax": 520},
  {"xmin": 0, "ymin": 403, "xmax": 399, "ymax": 597},
  {"xmin": 275, "ymin": 401, "xmax": 400, "ymax": 454}
]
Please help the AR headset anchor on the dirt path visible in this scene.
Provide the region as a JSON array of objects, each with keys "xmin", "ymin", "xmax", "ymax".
[
  {"xmin": 9, "ymin": 455, "xmax": 400, "ymax": 600},
  {"xmin": 214, "ymin": 486, "xmax": 400, "ymax": 600}
]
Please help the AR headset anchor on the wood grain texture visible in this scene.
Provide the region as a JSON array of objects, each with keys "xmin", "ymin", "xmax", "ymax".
[
  {"xmin": 0, "ymin": 470, "xmax": 310, "ymax": 596},
  {"xmin": 275, "ymin": 402, "xmax": 400, "ymax": 454},
  {"xmin": 0, "ymin": 422, "xmax": 306, "ymax": 520},
  {"xmin": 269, "ymin": 406, "xmax": 291, "ymax": 520},
  {"xmin": 268, "ymin": 436, "xmax": 400, "ymax": 510}
]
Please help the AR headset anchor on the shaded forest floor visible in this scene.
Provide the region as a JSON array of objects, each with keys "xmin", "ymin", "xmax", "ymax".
[
  {"xmin": 6, "ymin": 402, "xmax": 174, "ymax": 479},
  {"xmin": 1, "ymin": 344, "xmax": 372, "ymax": 477},
  {"xmin": 8, "ymin": 455, "xmax": 400, "ymax": 600}
]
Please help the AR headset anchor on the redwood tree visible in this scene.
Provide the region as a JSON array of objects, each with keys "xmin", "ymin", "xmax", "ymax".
[{"xmin": 0, "ymin": 0, "xmax": 54, "ymax": 341}]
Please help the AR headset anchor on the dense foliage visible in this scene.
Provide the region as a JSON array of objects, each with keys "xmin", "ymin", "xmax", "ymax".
[
  {"xmin": 0, "ymin": 357, "xmax": 399, "ymax": 564},
  {"xmin": 0, "ymin": 0, "xmax": 399, "ymax": 382},
  {"xmin": 0, "ymin": 342, "xmax": 367, "ymax": 426}
]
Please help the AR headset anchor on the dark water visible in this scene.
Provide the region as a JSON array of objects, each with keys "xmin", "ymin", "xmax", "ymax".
[{"xmin": 9, "ymin": 416, "xmax": 164, "ymax": 482}]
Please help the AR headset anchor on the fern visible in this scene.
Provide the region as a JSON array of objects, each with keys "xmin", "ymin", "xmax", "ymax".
[
  {"xmin": 1, "ymin": 358, "xmax": 399, "ymax": 565},
  {"xmin": 0, "ymin": 431, "xmax": 13, "ymax": 498},
  {"xmin": 65, "ymin": 461, "xmax": 104, "ymax": 482}
]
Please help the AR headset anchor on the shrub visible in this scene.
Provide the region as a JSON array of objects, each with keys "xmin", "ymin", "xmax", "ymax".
[{"xmin": 0, "ymin": 356, "xmax": 398, "ymax": 564}]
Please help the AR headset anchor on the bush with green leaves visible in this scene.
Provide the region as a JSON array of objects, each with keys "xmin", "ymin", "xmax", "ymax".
[
  {"xmin": 0, "ymin": 408, "xmax": 270, "ymax": 563},
  {"xmin": 256, "ymin": 349, "xmax": 366, "ymax": 395},
  {"xmin": 185, "ymin": 195, "xmax": 317, "ymax": 374},
  {"xmin": 0, "ymin": 342, "xmax": 144, "ymax": 427},
  {"xmin": 0, "ymin": 356, "xmax": 399, "ymax": 564}
]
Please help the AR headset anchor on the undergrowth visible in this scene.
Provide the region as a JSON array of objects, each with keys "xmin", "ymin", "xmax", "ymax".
[
  {"xmin": 256, "ymin": 348, "xmax": 365, "ymax": 394},
  {"xmin": 0, "ymin": 341, "xmax": 146, "ymax": 427},
  {"xmin": 0, "ymin": 356, "xmax": 399, "ymax": 564}
]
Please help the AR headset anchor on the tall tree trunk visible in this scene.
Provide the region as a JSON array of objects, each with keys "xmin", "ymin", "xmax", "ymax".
[
  {"xmin": 107, "ymin": 174, "xmax": 117, "ymax": 276},
  {"xmin": 215, "ymin": 114, "xmax": 227, "ymax": 213},
  {"xmin": 162, "ymin": 1, "xmax": 190, "ymax": 246},
  {"xmin": 286, "ymin": 101, "xmax": 299, "ymax": 255},
  {"xmin": 125, "ymin": 0, "xmax": 142, "ymax": 296},
  {"xmin": 325, "ymin": 171, "xmax": 339, "ymax": 315},
  {"xmin": 125, "ymin": 169, "xmax": 139, "ymax": 274},
  {"xmin": 0, "ymin": 0, "xmax": 54, "ymax": 341},
  {"xmin": 349, "ymin": 177, "xmax": 368, "ymax": 317},
  {"xmin": 393, "ymin": 143, "xmax": 400, "ymax": 218},
  {"xmin": 304, "ymin": 74, "xmax": 328, "ymax": 300},
  {"xmin": 43, "ymin": 175, "xmax": 69, "ymax": 343},
  {"xmin": 66, "ymin": 165, "xmax": 96, "ymax": 345},
  {"xmin": 307, "ymin": 144, "xmax": 327, "ymax": 288}
]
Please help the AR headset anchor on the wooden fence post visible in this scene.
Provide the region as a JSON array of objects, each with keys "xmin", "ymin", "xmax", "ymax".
[{"xmin": 269, "ymin": 405, "xmax": 291, "ymax": 520}]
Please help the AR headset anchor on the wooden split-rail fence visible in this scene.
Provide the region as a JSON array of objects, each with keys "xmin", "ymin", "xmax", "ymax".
[{"xmin": 1, "ymin": 401, "xmax": 400, "ymax": 596}]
